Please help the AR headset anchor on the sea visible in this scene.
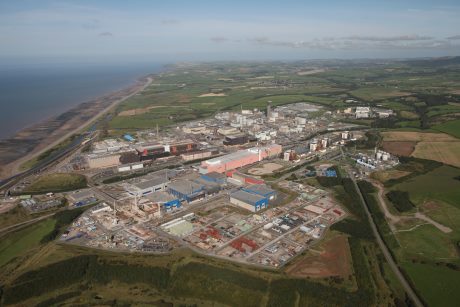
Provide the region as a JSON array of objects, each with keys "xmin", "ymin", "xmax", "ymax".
[{"xmin": 0, "ymin": 62, "xmax": 165, "ymax": 140}]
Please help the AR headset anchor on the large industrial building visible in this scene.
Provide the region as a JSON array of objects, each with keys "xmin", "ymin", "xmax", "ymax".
[
  {"xmin": 242, "ymin": 184, "xmax": 277, "ymax": 200},
  {"xmin": 87, "ymin": 153, "xmax": 121, "ymax": 169},
  {"xmin": 199, "ymin": 144, "xmax": 282, "ymax": 174},
  {"xmin": 168, "ymin": 180, "xmax": 205, "ymax": 203},
  {"xmin": 230, "ymin": 190, "xmax": 269, "ymax": 212},
  {"xmin": 125, "ymin": 176, "xmax": 170, "ymax": 197},
  {"xmin": 223, "ymin": 134, "xmax": 248, "ymax": 146}
]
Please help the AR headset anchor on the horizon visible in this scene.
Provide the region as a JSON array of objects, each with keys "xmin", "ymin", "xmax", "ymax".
[{"xmin": 1, "ymin": 0, "xmax": 460, "ymax": 64}]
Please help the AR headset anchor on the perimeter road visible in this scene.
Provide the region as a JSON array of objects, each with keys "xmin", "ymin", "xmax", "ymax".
[{"xmin": 349, "ymin": 171, "xmax": 424, "ymax": 307}]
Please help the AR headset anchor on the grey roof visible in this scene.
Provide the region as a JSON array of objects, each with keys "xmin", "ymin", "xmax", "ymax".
[
  {"xmin": 146, "ymin": 191, "xmax": 177, "ymax": 203},
  {"xmin": 134, "ymin": 176, "xmax": 169, "ymax": 190},
  {"xmin": 168, "ymin": 180, "xmax": 203, "ymax": 195},
  {"xmin": 204, "ymin": 172, "xmax": 226, "ymax": 179},
  {"xmin": 68, "ymin": 189, "xmax": 94, "ymax": 201},
  {"xmin": 230, "ymin": 190, "xmax": 266, "ymax": 205},
  {"xmin": 245, "ymin": 184, "xmax": 275, "ymax": 196}
]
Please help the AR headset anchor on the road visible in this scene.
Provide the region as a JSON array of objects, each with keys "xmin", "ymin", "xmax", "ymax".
[
  {"xmin": 0, "ymin": 212, "xmax": 55, "ymax": 235},
  {"xmin": 372, "ymin": 180, "xmax": 452, "ymax": 234},
  {"xmin": 349, "ymin": 171, "xmax": 424, "ymax": 307}
]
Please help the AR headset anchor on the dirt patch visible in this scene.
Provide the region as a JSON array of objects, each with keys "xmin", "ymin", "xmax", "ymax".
[
  {"xmin": 285, "ymin": 235, "xmax": 352, "ymax": 278},
  {"xmin": 247, "ymin": 162, "xmax": 284, "ymax": 175},
  {"xmin": 372, "ymin": 170, "xmax": 411, "ymax": 183},
  {"xmin": 381, "ymin": 131, "xmax": 457, "ymax": 142},
  {"xmin": 197, "ymin": 93, "xmax": 227, "ymax": 97},
  {"xmin": 297, "ymin": 69, "xmax": 325, "ymax": 76},
  {"xmin": 0, "ymin": 203, "xmax": 16, "ymax": 214},
  {"xmin": 382, "ymin": 141, "xmax": 416, "ymax": 156}
]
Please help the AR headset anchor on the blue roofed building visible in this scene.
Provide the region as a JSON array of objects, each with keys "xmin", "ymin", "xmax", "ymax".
[
  {"xmin": 124, "ymin": 134, "xmax": 135, "ymax": 142},
  {"xmin": 325, "ymin": 169, "xmax": 337, "ymax": 177}
]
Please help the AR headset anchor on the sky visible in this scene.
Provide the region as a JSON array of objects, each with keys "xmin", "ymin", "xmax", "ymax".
[{"xmin": 1, "ymin": 0, "xmax": 460, "ymax": 63}]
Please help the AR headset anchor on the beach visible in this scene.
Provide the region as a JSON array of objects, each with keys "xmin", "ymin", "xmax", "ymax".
[{"xmin": 0, "ymin": 75, "xmax": 153, "ymax": 180}]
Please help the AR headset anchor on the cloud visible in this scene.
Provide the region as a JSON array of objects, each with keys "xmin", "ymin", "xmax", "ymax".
[
  {"xmin": 247, "ymin": 35, "xmax": 458, "ymax": 50},
  {"xmin": 161, "ymin": 19, "xmax": 179, "ymax": 25},
  {"xmin": 447, "ymin": 35, "xmax": 460, "ymax": 40},
  {"xmin": 98, "ymin": 31, "xmax": 113, "ymax": 37},
  {"xmin": 210, "ymin": 36, "xmax": 229, "ymax": 43},
  {"xmin": 82, "ymin": 18, "xmax": 100, "ymax": 30},
  {"xmin": 343, "ymin": 35, "xmax": 434, "ymax": 41}
]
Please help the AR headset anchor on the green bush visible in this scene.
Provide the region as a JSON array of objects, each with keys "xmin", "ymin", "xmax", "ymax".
[{"xmin": 386, "ymin": 190, "xmax": 415, "ymax": 212}]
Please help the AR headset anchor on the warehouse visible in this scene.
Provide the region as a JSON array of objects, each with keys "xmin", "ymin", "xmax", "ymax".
[
  {"xmin": 125, "ymin": 176, "xmax": 170, "ymax": 197},
  {"xmin": 136, "ymin": 144, "xmax": 166, "ymax": 161},
  {"xmin": 166, "ymin": 139, "xmax": 198, "ymax": 155},
  {"xmin": 223, "ymin": 133, "xmax": 248, "ymax": 146},
  {"xmin": 242, "ymin": 184, "xmax": 277, "ymax": 200},
  {"xmin": 181, "ymin": 150, "xmax": 215, "ymax": 161},
  {"xmin": 230, "ymin": 190, "xmax": 269, "ymax": 212},
  {"xmin": 199, "ymin": 144, "xmax": 282, "ymax": 174},
  {"xmin": 200, "ymin": 172, "xmax": 227, "ymax": 185},
  {"xmin": 87, "ymin": 153, "xmax": 120, "ymax": 169},
  {"xmin": 147, "ymin": 191, "xmax": 181, "ymax": 211},
  {"xmin": 168, "ymin": 180, "xmax": 205, "ymax": 203}
]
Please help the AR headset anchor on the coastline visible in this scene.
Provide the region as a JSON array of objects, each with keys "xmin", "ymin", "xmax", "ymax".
[{"xmin": 0, "ymin": 75, "xmax": 153, "ymax": 180}]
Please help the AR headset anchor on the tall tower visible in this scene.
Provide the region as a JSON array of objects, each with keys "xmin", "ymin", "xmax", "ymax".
[{"xmin": 266, "ymin": 101, "xmax": 272, "ymax": 118}]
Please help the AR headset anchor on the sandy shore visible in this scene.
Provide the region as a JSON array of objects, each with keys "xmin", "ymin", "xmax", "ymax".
[{"xmin": 0, "ymin": 76, "xmax": 153, "ymax": 180}]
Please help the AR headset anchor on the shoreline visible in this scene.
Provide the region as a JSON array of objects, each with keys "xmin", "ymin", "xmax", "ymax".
[{"xmin": 0, "ymin": 75, "xmax": 154, "ymax": 180}]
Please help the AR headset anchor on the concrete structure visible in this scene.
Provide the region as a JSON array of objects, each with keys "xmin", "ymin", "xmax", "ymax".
[
  {"xmin": 199, "ymin": 144, "xmax": 282, "ymax": 174},
  {"xmin": 355, "ymin": 107, "xmax": 371, "ymax": 119},
  {"xmin": 147, "ymin": 191, "xmax": 181, "ymax": 210},
  {"xmin": 230, "ymin": 190, "xmax": 268, "ymax": 212}
]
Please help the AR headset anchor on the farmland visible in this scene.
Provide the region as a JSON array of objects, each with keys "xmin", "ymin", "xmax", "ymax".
[
  {"xmin": 381, "ymin": 131, "xmax": 460, "ymax": 166},
  {"xmin": 23, "ymin": 173, "xmax": 87, "ymax": 194}
]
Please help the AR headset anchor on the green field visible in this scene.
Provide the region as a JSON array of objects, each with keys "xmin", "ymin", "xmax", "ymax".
[
  {"xmin": 349, "ymin": 87, "xmax": 410, "ymax": 101},
  {"xmin": 392, "ymin": 165, "xmax": 460, "ymax": 209},
  {"xmin": 0, "ymin": 219, "xmax": 55, "ymax": 267},
  {"xmin": 24, "ymin": 173, "xmax": 87, "ymax": 194},
  {"xmin": 402, "ymin": 261, "xmax": 460, "ymax": 307},
  {"xmin": 395, "ymin": 224, "xmax": 457, "ymax": 261},
  {"xmin": 432, "ymin": 119, "xmax": 460, "ymax": 138}
]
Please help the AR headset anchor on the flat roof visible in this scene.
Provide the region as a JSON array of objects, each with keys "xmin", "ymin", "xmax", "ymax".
[
  {"xmin": 244, "ymin": 184, "xmax": 275, "ymax": 195},
  {"xmin": 168, "ymin": 180, "xmax": 203, "ymax": 195},
  {"xmin": 133, "ymin": 176, "xmax": 169, "ymax": 190},
  {"xmin": 202, "ymin": 172, "xmax": 226, "ymax": 179},
  {"xmin": 146, "ymin": 191, "xmax": 177, "ymax": 203},
  {"xmin": 230, "ymin": 190, "xmax": 266, "ymax": 205}
]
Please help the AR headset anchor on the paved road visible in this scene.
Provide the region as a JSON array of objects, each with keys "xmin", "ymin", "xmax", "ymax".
[{"xmin": 349, "ymin": 172, "xmax": 424, "ymax": 307}]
